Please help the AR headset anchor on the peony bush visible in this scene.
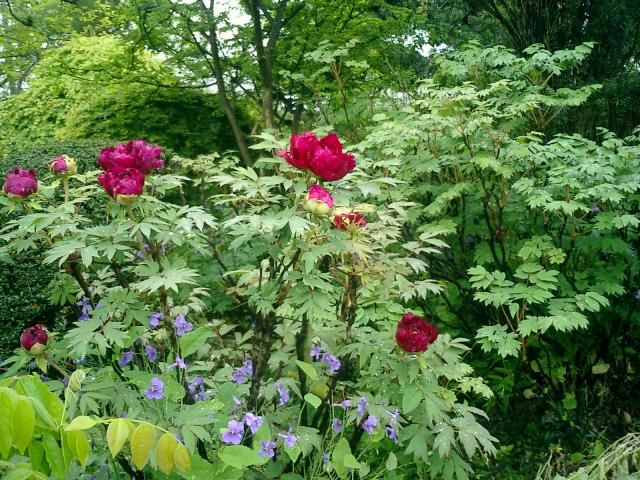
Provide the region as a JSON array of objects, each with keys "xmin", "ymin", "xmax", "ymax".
[{"xmin": 0, "ymin": 133, "xmax": 496, "ymax": 479}]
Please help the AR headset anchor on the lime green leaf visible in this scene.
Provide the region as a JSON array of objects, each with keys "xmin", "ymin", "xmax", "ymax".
[
  {"xmin": 173, "ymin": 442, "xmax": 191, "ymax": 474},
  {"xmin": 106, "ymin": 418, "xmax": 130, "ymax": 458},
  {"xmin": 303, "ymin": 393, "xmax": 322, "ymax": 409},
  {"xmin": 73, "ymin": 431, "xmax": 90, "ymax": 467},
  {"xmin": 12, "ymin": 397, "xmax": 35, "ymax": 453},
  {"xmin": 156, "ymin": 432, "xmax": 178, "ymax": 475},
  {"xmin": 65, "ymin": 415, "xmax": 97, "ymax": 431},
  {"xmin": 131, "ymin": 422, "xmax": 157, "ymax": 470},
  {"xmin": 219, "ymin": 445, "xmax": 266, "ymax": 469},
  {"xmin": 0, "ymin": 391, "xmax": 15, "ymax": 458},
  {"xmin": 179, "ymin": 327, "xmax": 214, "ymax": 358},
  {"xmin": 386, "ymin": 452, "xmax": 397, "ymax": 470},
  {"xmin": 295, "ymin": 360, "xmax": 318, "ymax": 380},
  {"xmin": 42, "ymin": 433, "xmax": 65, "ymax": 479}
]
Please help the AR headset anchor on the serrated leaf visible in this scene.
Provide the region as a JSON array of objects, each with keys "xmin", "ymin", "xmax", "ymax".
[
  {"xmin": 131, "ymin": 422, "xmax": 157, "ymax": 470},
  {"xmin": 402, "ymin": 384, "xmax": 422, "ymax": 414},
  {"xmin": 434, "ymin": 424, "xmax": 454, "ymax": 458}
]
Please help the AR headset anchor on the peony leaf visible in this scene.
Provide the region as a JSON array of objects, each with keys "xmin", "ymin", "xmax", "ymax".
[
  {"xmin": 131, "ymin": 422, "xmax": 157, "ymax": 470},
  {"xmin": 156, "ymin": 432, "xmax": 178, "ymax": 475}
]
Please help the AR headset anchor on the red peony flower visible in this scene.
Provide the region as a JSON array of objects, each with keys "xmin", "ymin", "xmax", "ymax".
[
  {"xmin": 98, "ymin": 140, "xmax": 164, "ymax": 175},
  {"xmin": 98, "ymin": 168, "xmax": 145, "ymax": 204},
  {"xmin": 20, "ymin": 324, "xmax": 49, "ymax": 355},
  {"xmin": 49, "ymin": 155, "xmax": 77, "ymax": 176},
  {"xmin": 3, "ymin": 168, "xmax": 38, "ymax": 199},
  {"xmin": 332, "ymin": 212, "xmax": 367, "ymax": 231},
  {"xmin": 395, "ymin": 313, "xmax": 438, "ymax": 353},
  {"xmin": 304, "ymin": 184, "xmax": 334, "ymax": 215},
  {"xmin": 279, "ymin": 132, "xmax": 356, "ymax": 181}
]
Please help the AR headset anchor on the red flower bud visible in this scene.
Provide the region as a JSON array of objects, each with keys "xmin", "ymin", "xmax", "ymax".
[
  {"xmin": 98, "ymin": 140, "xmax": 164, "ymax": 175},
  {"xmin": 20, "ymin": 324, "xmax": 49, "ymax": 355},
  {"xmin": 395, "ymin": 313, "xmax": 438, "ymax": 353},
  {"xmin": 332, "ymin": 212, "xmax": 367, "ymax": 231},
  {"xmin": 304, "ymin": 184, "xmax": 334, "ymax": 215},
  {"xmin": 98, "ymin": 168, "xmax": 145, "ymax": 203},
  {"xmin": 3, "ymin": 168, "xmax": 38, "ymax": 199},
  {"xmin": 50, "ymin": 155, "xmax": 77, "ymax": 176},
  {"xmin": 279, "ymin": 132, "xmax": 356, "ymax": 181}
]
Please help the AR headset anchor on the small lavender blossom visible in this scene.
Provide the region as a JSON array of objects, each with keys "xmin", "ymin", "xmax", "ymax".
[
  {"xmin": 221, "ymin": 419, "xmax": 244, "ymax": 445},
  {"xmin": 357, "ymin": 396, "xmax": 368, "ymax": 416},
  {"xmin": 362, "ymin": 415, "xmax": 378, "ymax": 434},
  {"xmin": 259, "ymin": 440, "xmax": 275, "ymax": 458},
  {"xmin": 388, "ymin": 408, "xmax": 400, "ymax": 425},
  {"xmin": 331, "ymin": 418, "xmax": 343, "ymax": 433},
  {"xmin": 62, "ymin": 377, "xmax": 69, "ymax": 387},
  {"xmin": 244, "ymin": 412, "xmax": 263, "ymax": 434},
  {"xmin": 145, "ymin": 345, "xmax": 158, "ymax": 363},
  {"xmin": 119, "ymin": 351, "xmax": 133, "ymax": 367},
  {"xmin": 386, "ymin": 426, "xmax": 399, "ymax": 443},
  {"xmin": 232, "ymin": 395, "xmax": 242, "ymax": 406},
  {"xmin": 310, "ymin": 344, "xmax": 324, "ymax": 360},
  {"xmin": 275, "ymin": 381, "xmax": 290, "ymax": 406},
  {"xmin": 149, "ymin": 311, "xmax": 164, "ymax": 329},
  {"xmin": 231, "ymin": 359, "xmax": 253, "ymax": 384},
  {"xmin": 173, "ymin": 314, "xmax": 193, "ymax": 336},
  {"xmin": 322, "ymin": 352, "xmax": 341, "ymax": 374},
  {"xmin": 340, "ymin": 399, "xmax": 351, "ymax": 408},
  {"xmin": 77, "ymin": 297, "xmax": 93, "ymax": 321},
  {"xmin": 144, "ymin": 377, "xmax": 164, "ymax": 400},
  {"xmin": 168, "ymin": 356, "xmax": 186, "ymax": 370},
  {"xmin": 278, "ymin": 429, "xmax": 298, "ymax": 448}
]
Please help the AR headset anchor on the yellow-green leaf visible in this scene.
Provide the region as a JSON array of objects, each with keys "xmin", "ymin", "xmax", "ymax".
[
  {"xmin": 74, "ymin": 431, "xmax": 90, "ymax": 467},
  {"xmin": 156, "ymin": 433, "xmax": 178, "ymax": 475},
  {"xmin": 173, "ymin": 443, "xmax": 191, "ymax": 474},
  {"xmin": 295, "ymin": 360, "xmax": 318, "ymax": 380},
  {"xmin": 0, "ymin": 391, "xmax": 15, "ymax": 458},
  {"xmin": 106, "ymin": 418, "xmax": 130, "ymax": 458},
  {"xmin": 12, "ymin": 397, "xmax": 35, "ymax": 453},
  {"xmin": 65, "ymin": 415, "xmax": 97, "ymax": 432},
  {"xmin": 131, "ymin": 422, "xmax": 157, "ymax": 470},
  {"xmin": 42, "ymin": 433, "xmax": 65, "ymax": 479}
]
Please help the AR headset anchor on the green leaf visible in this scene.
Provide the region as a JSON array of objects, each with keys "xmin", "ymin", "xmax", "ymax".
[
  {"xmin": 332, "ymin": 438, "xmax": 352, "ymax": 479},
  {"xmin": 106, "ymin": 418, "xmax": 130, "ymax": 458},
  {"xmin": 591, "ymin": 362, "xmax": 610, "ymax": 375},
  {"xmin": 219, "ymin": 445, "xmax": 266, "ymax": 469},
  {"xmin": 0, "ymin": 390, "xmax": 15, "ymax": 458},
  {"xmin": 303, "ymin": 393, "xmax": 322, "ymax": 409},
  {"xmin": 386, "ymin": 452, "xmax": 397, "ymax": 470},
  {"xmin": 174, "ymin": 442, "xmax": 192, "ymax": 474},
  {"xmin": 42, "ymin": 433, "xmax": 65, "ymax": 479},
  {"xmin": 3, "ymin": 469, "xmax": 33, "ymax": 480},
  {"xmin": 156, "ymin": 432, "xmax": 178, "ymax": 475},
  {"xmin": 12, "ymin": 397, "xmax": 35, "ymax": 453},
  {"xmin": 73, "ymin": 430, "xmax": 90, "ymax": 467},
  {"xmin": 295, "ymin": 360, "xmax": 318, "ymax": 380},
  {"xmin": 131, "ymin": 422, "xmax": 157, "ymax": 470},
  {"xmin": 65, "ymin": 415, "xmax": 97, "ymax": 431},
  {"xmin": 343, "ymin": 454, "xmax": 360, "ymax": 469},
  {"xmin": 402, "ymin": 384, "xmax": 422, "ymax": 414},
  {"xmin": 179, "ymin": 327, "xmax": 214, "ymax": 358},
  {"xmin": 434, "ymin": 423, "xmax": 455, "ymax": 458}
]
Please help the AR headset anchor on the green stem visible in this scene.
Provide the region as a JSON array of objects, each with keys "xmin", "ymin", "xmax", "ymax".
[{"xmin": 63, "ymin": 178, "xmax": 69, "ymax": 203}]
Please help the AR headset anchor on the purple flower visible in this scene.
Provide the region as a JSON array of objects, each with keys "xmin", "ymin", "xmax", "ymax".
[
  {"xmin": 278, "ymin": 429, "xmax": 298, "ymax": 448},
  {"xmin": 275, "ymin": 381, "xmax": 290, "ymax": 406},
  {"xmin": 311, "ymin": 344, "xmax": 324, "ymax": 360},
  {"xmin": 221, "ymin": 420, "xmax": 244, "ymax": 445},
  {"xmin": 331, "ymin": 418, "xmax": 343, "ymax": 433},
  {"xmin": 244, "ymin": 412, "xmax": 263, "ymax": 434},
  {"xmin": 149, "ymin": 311, "xmax": 164, "ymax": 329},
  {"xmin": 322, "ymin": 451, "xmax": 330, "ymax": 465},
  {"xmin": 168, "ymin": 356, "xmax": 186, "ymax": 370},
  {"xmin": 258, "ymin": 440, "xmax": 275, "ymax": 458},
  {"xmin": 387, "ymin": 408, "xmax": 400, "ymax": 425},
  {"xmin": 232, "ymin": 396, "xmax": 242, "ymax": 406},
  {"xmin": 340, "ymin": 399, "xmax": 351, "ymax": 408},
  {"xmin": 77, "ymin": 297, "xmax": 93, "ymax": 321},
  {"xmin": 591, "ymin": 202, "xmax": 601, "ymax": 213},
  {"xmin": 357, "ymin": 396, "xmax": 368, "ymax": 416},
  {"xmin": 174, "ymin": 314, "xmax": 193, "ymax": 336},
  {"xmin": 322, "ymin": 352, "xmax": 341, "ymax": 374},
  {"xmin": 144, "ymin": 377, "xmax": 164, "ymax": 400},
  {"xmin": 62, "ymin": 377, "xmax": 69, "ymax": 387},
  {"xmin": 363, "ymin": 415, "xmax": 378, "ymax": 434},
  {"xmin": 119, "ymin": 351, "xmax": 133, "ymax": 367},
  {"xmin": 386, "ymin": 426, "xmax": 399, "ymax": 443},
  {"xmin": 231, "ymin": 360, "xmax": 253, "ymax": 384},
  {"xmin": 188, "ymin": 376, "xmax": 207, "ymax": 402},
  {"xmin": 145, "ymin": 345, "xmax": 158, "ymax": 363}
]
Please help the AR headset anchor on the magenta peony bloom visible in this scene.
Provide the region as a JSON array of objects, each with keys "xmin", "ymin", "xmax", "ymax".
[
  {"xmin": 20, "ymin": 324, "xmax": 49, "ymax": 355},
  {"xmin": 395, "ymin": 313, "xmax": 438, "ymax": 353},
  {"xmin": 98, "ymin": 140, "xmax": 164, "ymax": 175},
  {"xmin": 332, "ymin": 212, "xmax": 367, "ymax": 231},
  {"xmin": 49, "ymin": 155, "xmax": 77, "ymax": 176},
  {"xmin": 3, "ymin": 168, "xmax": 38, "ymax": 199},
  {"xmin": 98, "ymin": 168, "xmax": 145, "ymax": 204},
  {"xmin": 304, "ymin": 184, "xmax": 334, "ymax": 215},
  {"xmin": 279, "ymin": 132, "xmax": 355, "ymax": 181}
]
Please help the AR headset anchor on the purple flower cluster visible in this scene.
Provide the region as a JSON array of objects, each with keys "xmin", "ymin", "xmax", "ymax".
[
  {"xmin": 77, "ymin": 297, "xmax": 93, "ymax": 321},
  {"xmin": 243, "ymin": 412, "xmax": 263, "ymax": 434},
  {"xmin": 187, "ymin": 376, "xmax": 208, "ymax": 402},
  {"xmin": 357, "ymin": 396, "xmax": 368, "ymax": 416},
  {"xmin": 231, "ymin": 359, "xmax": 253, "ymax": 384},
  {"xmin": 310, "ymin": 344, "xmax": 341, "ymax": 374},
  {"xmin": 119, "ymin": 351, "xmax": 133, "ymax": 367},
  {"xmin": 275, "ymin": 381, "xmax": 290, "ymax": 406},
  {"xmin": 149, "ymin": 311, "xmax": 164, "ymax": 329},
  {"xmin": 145, "ymin": 345, "xmax": 158, "ymax": 363},
  {"xmin": 144, "ymin": 377, "xmax": 164, "ymax": 400},
  {"xmin": 362, "ymin": 415, "xmax": 378, "ymax": 434},
  {"xmin": 174, "ymin": 314, "xmax": 193, "ymax": 336},
  {"xmin": 332, "ymin": 418, "xmax": 343, "ymax": 433}
]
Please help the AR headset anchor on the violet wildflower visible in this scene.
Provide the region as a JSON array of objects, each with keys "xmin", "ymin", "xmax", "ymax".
[
  {"xmin": 149, "ymin": 311, "xmax": 164, "ymax": 329},
  {"xmin": 388, "ymin": 408, "xmax": 400, "ymax": 425},
  {"xmin": 278, "ymin": 429, "xmax": 298, "ymax": 448},
  {"xmin": 363, "ymin": 415, "xmax": 378, "ymax": 434},
  {"xmin": 168, "ymin": 356, "xmax": 186, "ymax": 370},
  {"xmin": 77, "ymin": 297, "xmax": 93, "ymax": 321},
  {"xmin": 174, "ymin": 314, "xmax": 193, "ymax": 336},
  {"xmin": 357, "ymin": 396, "xmax": 368, "ymax": 416},
  {"xmin": 331, "ymin": 418, "xmax": 343, "ymax": 433},
  {"xmin": 275, "ymin": 381, "xmax": 290, "ymax": 406},
  {"xmin": 231, "ymin": 359, "xmax": 253, "ymax": 384},
  {"xmin": 259, "ymin": 440, "xmax": 276, "ymax": 459},
  {"xmin": 221, "ymin": 419, "xmax": 244, "ymax": 445},
  {"xmin": 340, "ymin": 399, "xmax": 351, "ymax": 408},
  {"xmin": 311, "ymin": 344, "xmax": 324, "ymax": 360},
  {"xmin": 322, "ymin": 352, "xmax": 341, "ymax": 374},
  {"xmin": 119, "ymin": 351, "xmax": 133, "ymax": 367},
  {"xmin": 62, "ymin": 377, "xmax": 69, "ymax": 387},
  {"xmin": 244, "ymin": 412, "xmax": 263, "ymax": 434},
  {"xmin": 232, "ymin": 396, "xmax": 242, "ymax": 407},
  {"xmin": 386, "ymin": 426, "xmax": 399, "ymax": 443},
  {"xmin": 144, "ymin": 377, "xmax": 164, "ymax": 400},
  {"xmin": 145, "ymin": 345, "xmax": 158, "ymax": 363}
]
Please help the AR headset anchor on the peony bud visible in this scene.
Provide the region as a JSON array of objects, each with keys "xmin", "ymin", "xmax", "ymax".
[
  {"xmin": 98, "ymin": 168, "xmax": 145, "ymax": 203},
  {"xmin": 3, "ymin": 168, "xmax": 38, "ymax": 199},
  {"xmin": 49, "ymin": 155, "xmax": 77, "ymax": 176},
  {"xmin": 304, "ymin": 184, "xmax": 334, "ymax": 216},
  {"xmin": 395, "ymin": 313, "xmax": 438, "ymax": 353},
  {"xmin": 20, "ymin": 324, "xmax": 50, "ymax": 355},
  {"xmin": 332, "ymin": 212, "xmax": 367, "ymax": 231}
]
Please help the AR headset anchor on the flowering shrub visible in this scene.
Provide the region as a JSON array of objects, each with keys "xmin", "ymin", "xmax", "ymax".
[{"xmin": 0, "ymin": 131, "xmax": 495, "ymax": 479}]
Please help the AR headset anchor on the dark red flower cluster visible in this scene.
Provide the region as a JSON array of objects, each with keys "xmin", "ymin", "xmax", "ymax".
[
  {"xmin": 279, "ymin": 132, "xmax": 356, "ymax": 181},
  {"xmin": 97, "ymin": 140, "xmax": 163, "ymax": 203},
  {"xmin": 395, "ymin": 313, "xmax": 438, "ymax": 353},
  {"xmin": 3, "ymin": 168, "xmax": 38, "ymax": 199},
  {"xmin": 20, "ymin": 324, "xmax": 49, "ymax": 355},
  {"xmin": 332, "ymin": 212, "xmax": 367, "ymax": 231}
]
